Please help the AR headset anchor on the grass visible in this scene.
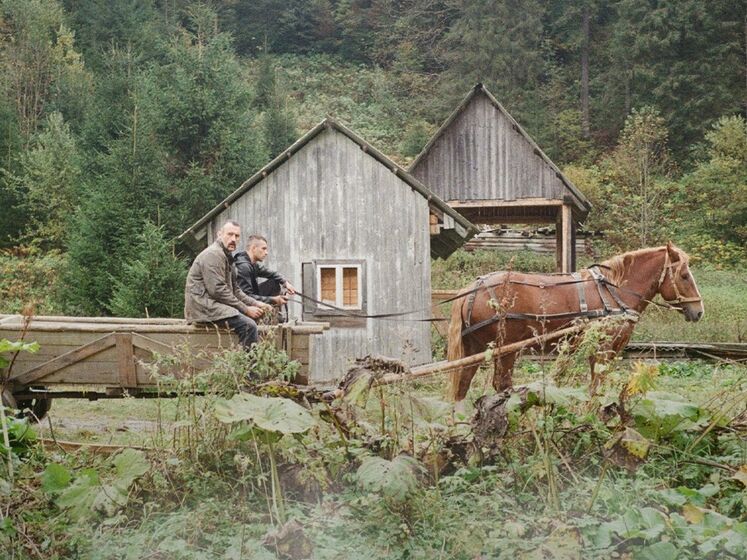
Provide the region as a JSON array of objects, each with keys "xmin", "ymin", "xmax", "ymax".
[
  {"xmin": 634, "ymin": 267, "xmax": 747, "ymax": 343},
  {"xmin": 16, "ymin": 357, "xmax": 747, "ymax": 559}
]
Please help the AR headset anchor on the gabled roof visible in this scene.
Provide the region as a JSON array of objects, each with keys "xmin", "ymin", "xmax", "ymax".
[
  {"xmin": 409, "ymin": 84, "xmax": 592, "ymax": 215},
  {"xmin": 179, "ymin": 118, "xmax": 478, "ymax": 258}
]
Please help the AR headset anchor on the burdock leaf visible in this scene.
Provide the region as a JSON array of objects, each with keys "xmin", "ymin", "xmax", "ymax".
[
  {"xmin": 356, "ymin": 454, "xmax": 424, "ymax": 502},
  {"xmin": 42, "ymin": 463, "xmax": 72, "ymax": 493},
  {"xmin": 215, "ymin": 393, "xmax": 316, "ymax": 435}
]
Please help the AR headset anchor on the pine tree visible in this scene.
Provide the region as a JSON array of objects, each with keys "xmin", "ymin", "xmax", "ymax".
[
  {"xmin": 15, "ymin": 112, "xmax": 82, "ymax": 248},
  {"xmin": 606, "ymin": 0, "xmax": 744, "ymax": 157},
  {"xmin": 108, "ymin": 222, "xmax": 187, "ymax": 318},
  {"xmin": 683, "ymin": 116, "xmax": 747, "ymax": 247},
  {"xmin": 253, "ymin": 55, "xmax": 297, "ymax": 159}
]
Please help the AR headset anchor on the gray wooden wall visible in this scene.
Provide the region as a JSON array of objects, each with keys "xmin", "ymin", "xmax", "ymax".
[
  {"xmin": 411, "ymin": 93, "xmax": 573, "ymax": 204},
  {"xmin": 207, "ymin": 127, "xmax": 432, "ymax": 382}
]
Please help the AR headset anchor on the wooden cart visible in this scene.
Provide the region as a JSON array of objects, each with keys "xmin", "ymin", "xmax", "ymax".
[{"xmin": 0, "ymin": 315, "xmax": 327, "ymax": 417}]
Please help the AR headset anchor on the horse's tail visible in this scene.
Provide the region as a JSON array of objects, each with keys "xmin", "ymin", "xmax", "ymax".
[{"xmin": 446, "ymin": 293, "xmax": 465, "ymax": 402}]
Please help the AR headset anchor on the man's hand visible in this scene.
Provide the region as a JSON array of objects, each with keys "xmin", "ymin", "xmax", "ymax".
[
  {"xmin": 271, "ymin": 295, "xmax": 288, "ymax": 305},
  {"xmin": 245, "ymin": 306, "xmax": 264, "ymax": 319},
  {"xmin": 284, "ymin": 281, "xmax": 297, "ymax": 295}
]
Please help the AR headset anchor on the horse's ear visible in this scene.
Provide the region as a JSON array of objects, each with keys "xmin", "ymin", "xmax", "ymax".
[{"xmin": 666, "ymin": 241, "xmax": 679, "ymax": 261}]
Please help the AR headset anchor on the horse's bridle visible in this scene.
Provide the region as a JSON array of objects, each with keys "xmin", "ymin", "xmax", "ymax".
[{"xmin": 657, "ymin": 250, "xmax": 703, "ymax": 307}]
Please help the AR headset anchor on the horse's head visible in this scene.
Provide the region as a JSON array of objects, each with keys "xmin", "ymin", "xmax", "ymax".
[{"xmin": 657, "ymin": 242, "xmax": 704, "ymax": 322}]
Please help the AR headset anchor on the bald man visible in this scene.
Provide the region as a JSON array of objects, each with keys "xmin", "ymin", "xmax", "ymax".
[{"xmin": 184, "ymin": 220, "xmax": 271, "ymax": 349}]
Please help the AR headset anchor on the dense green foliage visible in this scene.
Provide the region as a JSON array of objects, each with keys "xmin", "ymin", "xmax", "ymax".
[
  {"xmin": 2, "ymin": 333, "xmax": 747, "ymax": 558},
  {"xmin": 0, "ymin": 0, "xmax": 745, "ymax": 317}
]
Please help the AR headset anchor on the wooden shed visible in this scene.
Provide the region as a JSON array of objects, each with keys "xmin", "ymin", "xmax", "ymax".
[
  {"xmin": 409, "ymin": 84, "xmax": 592, "ymax": 272},
  {"xmin": 180, "ymin": 118, "xmax": 477, "ymax": 383}
]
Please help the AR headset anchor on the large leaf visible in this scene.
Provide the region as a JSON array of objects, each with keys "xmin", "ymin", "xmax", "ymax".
[
  {"xmin": 214, "ymin": 393, "xmax": 316, "ymax": 435},
  {"xmin": 506, "ymin": 382, "xmax": 588, "ymax": 413},
  {"xmin": 56, "ymin": 449, "xmax": 149, "ymax": 520},
  {"xmin": 632, "ymin": 391, "xmax": 704, "ymax": 439},
  {"xmin": 0, "ymin": 339, "xmax": 40, "ymax": 355},
  {"xmin": 636, "ymin": 541, "xmax": 679, "ymax": 560},
  {"xmin": 356, "ymin": 454, "xmax": 423, "ymax": 502},
  {"xmin": 56, "ymin": 468, "xmax": 102, "ymax": 520},
  {"xmin": 406, "ymin": 395, "xmax": 452, "ymax": 426},
  {"xmin": 42, "ymin": 463, "xmax": 73, "ymax": 493}
]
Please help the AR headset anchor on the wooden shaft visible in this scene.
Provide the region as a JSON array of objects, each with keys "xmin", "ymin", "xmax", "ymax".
[{"xmin": 376, "ymin": 323, "xmax": 589, "ymax": 387}]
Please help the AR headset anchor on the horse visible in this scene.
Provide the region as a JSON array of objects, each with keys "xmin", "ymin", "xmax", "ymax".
[{"xmin": 446, "ymin": 243, "xmax": 704, "ymax": 403}]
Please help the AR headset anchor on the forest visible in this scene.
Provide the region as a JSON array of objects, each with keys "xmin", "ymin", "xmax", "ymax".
[
  {"xmin": 0, "ymin": 0, "xmax": 746, "ymax": 318},
  {"xmin": 2, "ymin": 1, "xmax": 747, "ymax": 559}
]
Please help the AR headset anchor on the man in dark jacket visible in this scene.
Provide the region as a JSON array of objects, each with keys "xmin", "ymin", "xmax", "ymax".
[
  {"xmin": 234, "ymin": 235, "xmax": 296, "ymax": 308},
  {"xmin": 184, "ymin": 221, "xmax": 271, "ymax": 349}
]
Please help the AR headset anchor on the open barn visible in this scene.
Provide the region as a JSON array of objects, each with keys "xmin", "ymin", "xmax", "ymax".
[
  {"xmin": 410, "ymin": 84, "xmax": 592, "ymax": 272},
  {"xmin": 180, "ymin": 119, "xmax": 478, "ymax": 382}
]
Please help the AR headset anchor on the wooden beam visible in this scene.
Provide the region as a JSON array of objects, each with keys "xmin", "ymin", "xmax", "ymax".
[
  {"xmin": 571, "ymin": 221, "xmax": 578, "ymax": 272},
  {"xmin": 0, "ymin": 320, "xmax": 328, "ymax": 335},
  {"xmin": 11, "ymin": 333, "xmax": 116, "ymax": 385},
  {"xmin": 561, "ymin": 204, "xmax": 573, "ymax": 273},
  {"xmin": 131, "ymin": 333, "xmax": 213, "ymax": 369},
  {"xmin": 115, "ymin": 333, "xmax": 138, "ymax": 387},
  {"xmin": 447, "ymin": 198, "xmax": 564, "ymax": 208},
  {"xmin": 376, "ymin": 323, "xmax": 589, "ymax": 387}
]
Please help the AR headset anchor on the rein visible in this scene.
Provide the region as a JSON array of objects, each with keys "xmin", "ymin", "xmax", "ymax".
[{"xmin": 284, "ymin": 248, "xmax": 700, "ymax": 331}]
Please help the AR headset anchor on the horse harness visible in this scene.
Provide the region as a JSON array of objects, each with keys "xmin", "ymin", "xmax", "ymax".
[
  {"xmin": 289, "ymin": 249, "xmax": 700, "ymax": 332},
  {"xmin": 657, "ymin": 251, "xmax": 703, "ymax": 306},
  {"xmin": 460, "ymin": 266, "xmax": 639, "ymax": 338}
]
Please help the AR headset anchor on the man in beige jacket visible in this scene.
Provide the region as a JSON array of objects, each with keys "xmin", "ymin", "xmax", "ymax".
[{"xmin": 184, "ymin": 220, "xmax": 271, "ymax": 349}]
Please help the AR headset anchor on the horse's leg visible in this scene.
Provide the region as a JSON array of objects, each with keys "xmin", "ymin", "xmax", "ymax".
[
  {"xmin": 452, "ymin": 337, "xmax": 483, "ymax": 403},
  {"xmin": 492, "ymin": 352, "xmax": 517, "ymax": 392}
]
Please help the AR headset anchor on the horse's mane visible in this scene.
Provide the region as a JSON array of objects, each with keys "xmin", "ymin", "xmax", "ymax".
[{"xmin": 598, "ymin": 246, "xmax": 686, "ymax": 286}]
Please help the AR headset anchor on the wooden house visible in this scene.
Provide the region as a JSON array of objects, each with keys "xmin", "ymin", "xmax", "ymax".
[
  {"xmin": 409, "ymin": 84, "xmax": 592, "ymax": 272},
  {"xmin": 180, "ymin": 119, "xmax": 477, "ymax": 382}
]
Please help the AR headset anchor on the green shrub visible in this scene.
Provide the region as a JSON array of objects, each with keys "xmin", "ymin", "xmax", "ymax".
[{"xmin": 0, "ymin": 249, "xmax": 65, "ymax": 314}]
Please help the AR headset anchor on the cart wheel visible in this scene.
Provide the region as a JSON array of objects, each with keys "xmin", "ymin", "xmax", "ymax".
[{"xmin": 15, "ymin": 390, "xmax": 51, "ymax": 422}]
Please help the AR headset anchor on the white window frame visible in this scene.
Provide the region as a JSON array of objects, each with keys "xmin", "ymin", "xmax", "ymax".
[{"xmin": 316, "ymin": 263, "xmax": 363, "ymax": 310}]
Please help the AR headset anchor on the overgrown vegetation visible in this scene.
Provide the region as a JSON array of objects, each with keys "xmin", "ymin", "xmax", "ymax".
[{"xmin": 2, "ymin": 327, "xmax": 746, "ymax": 558}]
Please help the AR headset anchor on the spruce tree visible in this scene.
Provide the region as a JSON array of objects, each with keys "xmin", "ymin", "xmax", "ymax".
[{"xmin": 108, "ymin": 222, "xmax": 187, "ymax": 318}]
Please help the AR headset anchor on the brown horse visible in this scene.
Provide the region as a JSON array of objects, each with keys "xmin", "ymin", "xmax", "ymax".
[{"xmin": 446, "ymin": 243, "xmax": 704, "ymax": 403}]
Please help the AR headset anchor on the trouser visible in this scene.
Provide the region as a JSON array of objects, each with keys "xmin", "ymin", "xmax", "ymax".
[{"xmin": 222, "ymin": 314, "xmax": 258, "ymax": 350}]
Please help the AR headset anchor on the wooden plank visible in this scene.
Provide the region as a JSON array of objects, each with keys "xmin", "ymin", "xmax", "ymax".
[
  {"xmin": 10, "ymin": 333, "xmax": 117, "ymax": 385},
  {"xmin": 447, "ymin": 198, "xmax": 563, "ymax": 208},
  {"xmin": 14, "ymin": 315, "xmax": 185, "ymax": 325},
  {"xmin": 290, "ymin": 335, "xmax": 309, "ymax": 350},
  {"xmin": 0, "ymin": 319, "xmax": 327, "ymax": 335},
  {"xmin": 561, "ymin": 204, "xmax": 573, "ymax": 273},
  {"xmin": 130, "ymin": 333, "xmax": 214, "ymax": 369},
  {"xmin": 115, "ymin": 333, "xmax": 138, "ymax": 387},
  {"xmin": 290, "ymin": 348, "xmax": 309, "ymax": 363}
]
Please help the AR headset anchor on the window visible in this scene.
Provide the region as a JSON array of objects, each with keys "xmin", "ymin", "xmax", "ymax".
[
  {"xmin": 302, "ymin": 260, "xmax": 367, "ymax": 323},
  {"xmin": 317, "ymin": 264, "xmax": 362, "ymax": 309}
]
